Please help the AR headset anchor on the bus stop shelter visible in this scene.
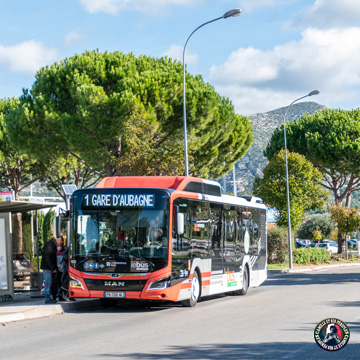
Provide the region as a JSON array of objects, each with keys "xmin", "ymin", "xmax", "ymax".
[{"xmin": 0, "ymin": 200, "xmax": 58, "ymax": 300}]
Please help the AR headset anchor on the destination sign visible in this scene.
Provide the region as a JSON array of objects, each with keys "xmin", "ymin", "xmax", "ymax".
[{"xmin": 82, "ymin": 193, "xmax": 155, "ymax": 208}]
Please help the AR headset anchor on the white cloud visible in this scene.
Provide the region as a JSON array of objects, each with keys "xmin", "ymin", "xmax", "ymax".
[
  {"xmin": 0, "ymin": 40, "xmax": 58, "ymax": 75},
  {"xmin": 210, "ymin": 27, "xmax": 360, "ymax": 114},
  {"xmin": 238, "ymin": 0, "xmax": 277, "ymax": 13},
  {"xmin": 64, "ymin": 31, "xmax": 85, "ymax": 47},
  {"xmin": 292, "ymin": 0, "xmax": 360, "ymax": 29},
  {"xmin": 210, "ymin": 47, "xmax": 278, "ymax": 85},
  {"xmin": 79, "ymin": 0, "xmax": 203, "ymax": 15},
  {"xmin": 161, "ymin": 45, "xmax": 199, "ymax": 65}
]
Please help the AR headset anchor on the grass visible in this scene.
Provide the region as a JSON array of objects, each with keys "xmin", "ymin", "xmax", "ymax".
[
  {"xmin": 268, "ymin": 263, "xmax": 288, "ymax": 270},
  {"xmin": 269, "ymin": 253, "xmax": 360, "ymax": 269}
]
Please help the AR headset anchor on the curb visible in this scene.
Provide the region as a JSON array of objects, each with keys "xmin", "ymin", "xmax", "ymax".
[
  {"xmin": 282, "ymin": 262, "xmax": 360, "ymax": 273},
  {"xmin": 0, "ymin": 304, "xmax": 65, "ymax": 323},
  {"xmin": 0, "ymin": 298, "xmax": 101, "ymax": 324}
]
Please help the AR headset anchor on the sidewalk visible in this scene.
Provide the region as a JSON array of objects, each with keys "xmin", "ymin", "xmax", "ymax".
[
  {"xmin": 269, "ymin": 261, "xmax": 360, "ymax": 275},
  {"xmin": 0, "ymin": 291, "xmax": 101, "ymax": 324}
]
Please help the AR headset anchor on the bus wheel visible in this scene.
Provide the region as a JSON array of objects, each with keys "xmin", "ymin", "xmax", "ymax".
[
  {"xmin": 182, "ymin": 271, "xmax": 200, "ymax": 307},
  {"xmin": 100, "ymin": 298, "xmax": 118, "ymax": 308},
  {"xmin": 234, "ymin": 266, "xmax": 249, "ymax": 296}
]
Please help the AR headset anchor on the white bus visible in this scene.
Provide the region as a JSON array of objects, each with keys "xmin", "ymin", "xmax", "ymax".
[{"xmin": 67, "ymin": 176, "xmax": 267, "ymax": 307}]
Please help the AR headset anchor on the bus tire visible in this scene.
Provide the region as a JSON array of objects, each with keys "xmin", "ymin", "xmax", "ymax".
[
  {"xmin": 234, "ymin": 266, "xmax": 249, "ymax": 296},
  {"xmin": 182, "ymin": 271, "xmax": 200, "ymax": 307},
  {"xmin": 100, "ymin": 298, "xmax": 118, "ymax": 308}
]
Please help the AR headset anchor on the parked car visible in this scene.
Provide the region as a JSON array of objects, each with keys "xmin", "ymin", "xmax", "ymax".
[
  {"xmin": 13, "ymin": 254, "xmax": 31, "ymax": 281},
  {"xmin": 295, "ymin": 240, "xmax": 307, "ymax": 248},
  {"xmin": 298, "ymin": 239, "xmax": 312, "ymax": 246},
  {"xmin": 321, "ymin": 239, "xmax": 337, "ymax": 244},
  {"xmin": 306, "ymin": 243, "xmax": 320, "ymax": 248},
  {"xmin": 348, "ymin": 239, "xmax": 358, "ymax": 249},
  {"xmin": 319, "ymin": 243, "xmax": 338, "ymax": 254}
]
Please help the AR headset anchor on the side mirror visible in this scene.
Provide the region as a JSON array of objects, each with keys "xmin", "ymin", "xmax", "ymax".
[
  {"xmin": 177, "ymin": 213, "xmax": 184, "ymax": 235},
  {"xmin": 53, "ymin": 216, "xmax": 61, "ymax": 238},
  {"xmin": 60, "ymin": 210, "xmax": 70, "ymax": 221}
]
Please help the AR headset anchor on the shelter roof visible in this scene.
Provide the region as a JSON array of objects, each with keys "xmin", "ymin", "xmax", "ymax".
[{"xmin": 0, "ymin": 201, "xmax": 59, "ymax": 213}]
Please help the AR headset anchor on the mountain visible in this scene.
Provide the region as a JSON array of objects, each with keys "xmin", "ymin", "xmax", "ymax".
[{"xmin": 219, "ymin": 101, "xmax": 327, "ymax": 195}]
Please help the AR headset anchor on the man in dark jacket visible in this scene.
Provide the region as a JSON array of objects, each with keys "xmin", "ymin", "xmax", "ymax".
[{"xmin": 41, "ymin": 237, "xmax": 57, "ymax": 304}]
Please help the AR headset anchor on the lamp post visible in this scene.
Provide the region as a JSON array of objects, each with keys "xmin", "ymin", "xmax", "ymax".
[
  {"xmin": 232, "ymin": 166, "xmax": 237, "ymax": 196},
  {"xmin": 182, "ymin": 8, "xmax": 241, "ymax": 176},
  {"xmin": 284, "ymin": 90, "xmax": 320, "ymax": 269}
]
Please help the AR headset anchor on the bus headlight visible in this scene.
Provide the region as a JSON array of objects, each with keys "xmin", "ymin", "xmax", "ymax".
[
  {"xmin": 69, "ymin": 275, "xmax": 84, "ymax": 290},
  {"xmin": 148, "ymin": 276, "xmax": 171, "ymax": 290}
]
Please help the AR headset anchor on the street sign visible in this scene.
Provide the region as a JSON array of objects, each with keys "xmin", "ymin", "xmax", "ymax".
[{"xmin": 0, "ymin": 191, "xmax": 13, "ymax": 202}]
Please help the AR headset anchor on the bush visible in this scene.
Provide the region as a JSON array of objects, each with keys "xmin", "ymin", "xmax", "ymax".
[
  {"xmin": 297, "ymin": 213, "xmax": 335, "ymax": 240},
  {"xmin": 293, "ymin": 248, "xmax": 330, "ymax": 265},
  {"xmin": 40, "ymin": 209, "xmax": 56, "ymax": 253},
  {"xmin": 267, "ymin": 227, "xmax": 289, "ymax": 264},
  {"xmin": 311, "ymin": 248, "xmax": 331, "ymax": 264},
  {"xmin": 22, "ymin": 212, "xmax": 33, "ymax": 261},
  {"xmin": 31, "ymin": 256, "xmax": 42, "ymax": 272}
]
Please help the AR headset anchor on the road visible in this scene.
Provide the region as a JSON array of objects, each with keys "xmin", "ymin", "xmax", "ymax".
[{"xmin": 1, "ymin": 267, "xmax": 359, "ymax": 359}]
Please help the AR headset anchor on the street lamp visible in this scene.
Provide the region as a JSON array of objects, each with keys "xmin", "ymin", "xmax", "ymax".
[
  {"xmin": 284, "ymin": 90, "xmax": 320, "ymax": 269},
  {"xmin": 182, "ymin": 8, "xmax": 241, "ymax": 176},
  {"xmin": 233, "ymin": 166, "xmax": 237, "ymax": 197}
]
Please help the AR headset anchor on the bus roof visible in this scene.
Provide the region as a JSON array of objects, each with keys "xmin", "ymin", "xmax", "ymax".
[
  {"xmin": 96, "ymin": 176, "xmax": 220, "ymax": 194},
  {"xmin": 95, "ymin": 176, "xmax": 265, "ymax": 209}
]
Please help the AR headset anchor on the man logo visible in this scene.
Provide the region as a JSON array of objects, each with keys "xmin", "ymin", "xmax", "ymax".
[{"xmin": 104, "ymin": 281, "xmax": 125, "ymax": 287}]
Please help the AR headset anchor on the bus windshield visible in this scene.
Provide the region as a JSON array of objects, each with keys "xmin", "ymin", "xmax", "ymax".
[{"xmin": 71, "ymin": 189, "xmax": 169, "ymax": 273}]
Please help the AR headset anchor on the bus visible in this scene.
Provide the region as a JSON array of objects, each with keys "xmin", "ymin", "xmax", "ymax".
[{"xmin": 67, "ymin": 176, "xmax": 267, "ymax": 307}]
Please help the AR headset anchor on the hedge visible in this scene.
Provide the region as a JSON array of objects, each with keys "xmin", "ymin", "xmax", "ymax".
[{"xmin": 293, "ymin": 247, "xmax": 331, "ymax": 265}]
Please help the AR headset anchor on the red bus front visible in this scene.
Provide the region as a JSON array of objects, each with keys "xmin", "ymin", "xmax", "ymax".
[{"xmin": 68, "ymin": 188, "xmax": 177, "ymax": 304}]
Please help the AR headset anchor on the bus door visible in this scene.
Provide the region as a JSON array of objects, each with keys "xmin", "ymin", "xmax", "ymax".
[
  {"xmin": 209, "ymin": 203, "xmax": 223, "ymax": 274},
  {"xmin": 223, "ymin": 206, "xmax": 238, "ymax": 288},
  {"xmin": 242, "ymin": 207, "xmax": 253, "ymax": 257}
]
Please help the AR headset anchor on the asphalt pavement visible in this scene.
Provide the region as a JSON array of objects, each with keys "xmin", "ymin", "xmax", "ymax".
[
  {"xmin": 0, "ymin": 290, "xmax": 100, "ymax": 324},
  {"xmin": 1, "ymin": 262, "xmax": 359, "ymax": 324}
]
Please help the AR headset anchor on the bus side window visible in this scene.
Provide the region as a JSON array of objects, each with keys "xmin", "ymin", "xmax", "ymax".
[
  {"xmin": 190, "ymin": 201, "xmax": 210, "ymax": 258},
  {"xmin": 236, "ymin": 206, "xmax": 243, "ymax": 256},
  {"xmin": 253, "ymin": 209, "xmax": 260, "ymax": 254},
  {"xmin": 172, "ymin": 200, "xmax": 191, "ymax": 253},
  {"xmin": 210, "ymin": 203, "xmax": 222, "ymax": 253}
]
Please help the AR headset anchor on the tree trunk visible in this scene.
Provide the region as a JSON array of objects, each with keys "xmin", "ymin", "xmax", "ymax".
[
  {"xmin": 337, "ymin": 232, "xmax": 344, "ymax": 255},
  {"xmin": 12, "ymin": 212, "xmax": 23, "ymax": 254},
  {"xmin": 345, "ymin": 192, "xmax": 352, "ymax": 208},
  {"xmin": 333, "ymin": 187, "xmax": 340, "ymax": 204}
]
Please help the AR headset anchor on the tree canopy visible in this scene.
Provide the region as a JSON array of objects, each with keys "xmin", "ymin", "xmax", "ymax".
[
  {"xmin": 38, "ymin": 154, "xmax": 100, "ymax": 201},
  {"xmin": 296, "ymin": 213, "xmax": 335, "ymax": 240},
  {"xmin": 253, "ymin": 150, "xmax": 329, "ymax": 230},
  {"xmin": 264, "ymin": 108, "xmax": 360, "ymax": 206},
  {"xmin": 329, "ymin": 203, "xmax": 360, "ymax": 253},
  {"xmin": 7, "ymin": 50, "xmax": 252, "ymax": 178},
  {"xmin": 0, "ymin": 98, "xmax": 36, "ymax": 196},
  {"xmin": 0, "ymin": 98, "xmax": 42, "ymax": 253}
]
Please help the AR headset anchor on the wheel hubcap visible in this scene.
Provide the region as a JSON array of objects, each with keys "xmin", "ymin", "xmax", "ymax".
[{"xmin": 191, "ymin": 277, "xmax": 200, "ymax": 302}]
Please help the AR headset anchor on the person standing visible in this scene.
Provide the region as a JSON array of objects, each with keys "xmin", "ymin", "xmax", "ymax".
[
  {"xmin": 41, "ymin": 237, "xmax": 58, "ymax": 304},
  {"xmin": 55, "ymin": 236, "xmax": 65, "ymax": 300},
  {"xmin": 59, "ymin": 241, "xmax": 73, "ymax": 301}
]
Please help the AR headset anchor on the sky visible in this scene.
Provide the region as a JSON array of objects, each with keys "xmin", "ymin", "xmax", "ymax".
[{"xmin": 1, "ymin": 0, "xmax": 360, "ymax": 115}]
